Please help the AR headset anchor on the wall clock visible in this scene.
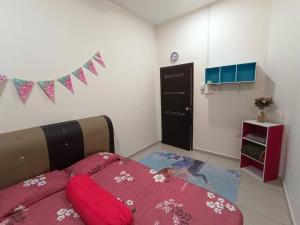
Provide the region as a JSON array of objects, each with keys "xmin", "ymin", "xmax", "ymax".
[{"xmin": 170, "ymin": 52, "xmax": 179, "ymax": 63}]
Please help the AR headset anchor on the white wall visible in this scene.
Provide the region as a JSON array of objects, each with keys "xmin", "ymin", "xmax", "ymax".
[
  {"xmin": 156, "ymin": 0, "xmax": 272, "ymax": 158},
  {"xmin": 266, "ymin": 0, "xmax": 300, "ymax": 224},
  {"xmin": 0, "ymin": 0, "xmax": 158, "ymax": 156}
]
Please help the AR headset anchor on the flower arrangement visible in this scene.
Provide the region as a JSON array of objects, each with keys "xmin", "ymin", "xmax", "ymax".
[
  {"xmin": 255, "ymin": 96, "xmax": 273, "ymax": 110},
  {"xmin": 254, "ymin": 96, "xmax": 273, "ymax": 122}
]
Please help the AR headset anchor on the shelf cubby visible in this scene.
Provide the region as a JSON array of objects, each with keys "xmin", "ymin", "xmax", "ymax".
[
  {"xmin": 205, "ymin": 67, "xmax": 220, "ymax": 84},
  {"xmin": 237, "ymin": 62, "xmax": 256, "ymax": 82},
  {"xmin": 220, "ymin": 65, "xmax": 237, "ymax": 83}
]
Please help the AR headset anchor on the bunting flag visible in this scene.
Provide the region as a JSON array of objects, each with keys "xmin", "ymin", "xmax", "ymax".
[
  {"xmin": 13, "ymin": 79, "xmax": 34, "ymax": 104},
  {"xmin": 38, "ymin": 80, "xmax": 55, "ymax": 103},
  {"xmin": 93, "ymin": 52, "xmax": 106, "ymax": 68},
  {"xmin": 0, "ymin": 75, "xmax": 8, "ymax": 96},
  {"xmin": 72, "ymin": 68, "xmax": 87, "ymax": 85},
  {"xmin": 0, "ymin": 75, "xmax": 8, "ymax": 86},
  {"xmin": 84, "ymin": 60, "xmax": 98, "ymax": 75},
  {"xmin": 58, "ymin": 75, "xmax": 74, "ymax": 93}
]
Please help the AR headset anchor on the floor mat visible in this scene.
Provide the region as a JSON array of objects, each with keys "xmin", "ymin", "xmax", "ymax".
[{"xmin": 139, "ymin": 151, "xmax": 241, "ymax": 202}]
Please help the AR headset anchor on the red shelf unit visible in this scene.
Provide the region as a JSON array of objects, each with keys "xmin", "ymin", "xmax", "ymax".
[{"xmin": 240, "ymin": 120, "xmax": 284, "ymax": 182}]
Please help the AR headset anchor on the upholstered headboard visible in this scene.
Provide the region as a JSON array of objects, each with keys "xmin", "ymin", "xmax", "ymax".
[{"xmin": 0, "ymin": 115, "xmax": 114, "ymax": 189}]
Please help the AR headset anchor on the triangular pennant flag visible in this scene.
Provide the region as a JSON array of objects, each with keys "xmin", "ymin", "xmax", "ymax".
[
  {"xmin": 93, "ymin": 52, "xmax": 106, "ymax": 68},
  {"xmin": 13, "ymin": 79, "xmax": 34, "ymax": 104},
  {"xmin": 84, "ymin": 59, "xmax": 98, "ymax": 75},
  {"xmin": 38, "ymin": 80, "xmax": 55, "ymax": 103},
  {"xmin": 57, "ymin": 75, "xmax": 74, "ymax": 93},
  {"xmin": 0, "ymin": 75, "xmax": 8, "ymax": 86},
  {"xmin": 72, "ymin": 68, "xmax": 87, "ymax": 85},
  {"xmin": 0, "ymin": 75, "xmax": 8, "ymax": 96}
]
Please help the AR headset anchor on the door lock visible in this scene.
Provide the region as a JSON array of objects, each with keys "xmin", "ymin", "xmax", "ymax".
[{"xmin": 185, "ymin": 106, "xmax": 192, "ymax": 112}]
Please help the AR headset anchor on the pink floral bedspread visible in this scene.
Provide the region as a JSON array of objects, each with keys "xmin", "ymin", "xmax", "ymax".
[{"xmin": 1, "ymin": 158, "xmax": 243, "ymax": 225}]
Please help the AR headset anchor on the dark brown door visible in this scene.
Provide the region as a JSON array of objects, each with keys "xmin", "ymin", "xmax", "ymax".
[{"xmin": 160, "ymin": 63, "xmax": 193, "ymax": 150}]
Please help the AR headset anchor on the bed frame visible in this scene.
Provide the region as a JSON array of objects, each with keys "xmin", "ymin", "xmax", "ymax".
[{"xmin": 0, "ymin": 115, "xmax": 115, "ymax": 189}]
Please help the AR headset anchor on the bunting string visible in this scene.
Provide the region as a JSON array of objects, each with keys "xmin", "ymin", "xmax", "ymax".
[{"xmin": 0, "ymin": 51, "xmax": 105, "ymax": 104}]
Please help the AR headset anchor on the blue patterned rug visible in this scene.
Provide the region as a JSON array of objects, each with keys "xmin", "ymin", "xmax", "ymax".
[{"xmin": 139, "ymin": 152, "xmax": 241, "ymax": 202}]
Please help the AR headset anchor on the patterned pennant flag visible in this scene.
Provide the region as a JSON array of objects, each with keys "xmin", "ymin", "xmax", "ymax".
[
  {"xmin": 38, "ymin": 80, "xmax": 55, "ymax": 103},
  {"xmin": 84, "ymin": 59, "xmax": 98, "ymax": 75},
  {"xmin": 0, "ymin": 75, "xmax": 8, "ymax": 97},
  {"xmin": 72, "ymin": 68, "xmax": 87, "ymax": 85},
  {"xmin": 57, "ymin": 75, "xmax": 74, "ymax": 93},
  {"xmin": 13, "ymin": 79, "xmax": 34, "ymax": 104},
  {"xmin": 0, "ymin": 75, "xmax": 8, "ymax": 86},
  {"xmin": 93, "ymin": 52, "xmax": 106, "ymax": 68}
]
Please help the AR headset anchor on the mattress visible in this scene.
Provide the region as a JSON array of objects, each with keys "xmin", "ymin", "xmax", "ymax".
[{"xmin": 0, "ymin": 155, "xmax": 243, "ymax": 225}]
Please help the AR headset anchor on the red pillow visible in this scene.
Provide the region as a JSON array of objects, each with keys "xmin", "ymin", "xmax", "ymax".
[
  {"xmin": 66, "ymin": 175, "xmax": 133, "ymax": 225},
  {"xmin": 0, "ymin": 170, "xmax": 68, "ymax": 220},
  {"xmin": 64, "ymin": 153, "xmax": 120, "ymax": 176}
]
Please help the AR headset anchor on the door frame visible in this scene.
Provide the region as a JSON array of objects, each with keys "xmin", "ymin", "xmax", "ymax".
[{"xmin": 160, "ymin": 62, "xmax": 194, "ymax": 150}]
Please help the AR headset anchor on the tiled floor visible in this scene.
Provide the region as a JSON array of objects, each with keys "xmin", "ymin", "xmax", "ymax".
[{"xmin": 130, "ymin": 143, "xmax": 293, "ymax": 225}]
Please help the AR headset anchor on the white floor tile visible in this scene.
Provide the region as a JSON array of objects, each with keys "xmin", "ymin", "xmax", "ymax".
[
  {"xmin": 207, "ymin": 156, "xmax": 240, "ymax": 171},
  {"xmin": 241, "ymin": 170, "xmax": 284, "ymax": 193},
  {"xmin": 237, "ymin": 178, "xmax": 292, "ymax": 225},
  {"xmin": 239, "ymin": 205, "xmax": 284, "ymax": 225}
]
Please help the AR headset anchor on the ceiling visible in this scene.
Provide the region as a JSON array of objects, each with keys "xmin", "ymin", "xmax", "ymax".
[{"xmin": 109, "ymin": 0, "xmax": 220, "ymax": 25}]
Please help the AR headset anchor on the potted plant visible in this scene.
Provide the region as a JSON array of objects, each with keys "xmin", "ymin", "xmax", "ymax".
[{"xmin": 255, "ymin": 96, "xmax": 273, "ymax": 122}]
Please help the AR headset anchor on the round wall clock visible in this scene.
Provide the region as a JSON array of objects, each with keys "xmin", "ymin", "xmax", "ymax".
[{"xmin": 170, "ymin": 52, "xmax": 179, "ymax": 63}]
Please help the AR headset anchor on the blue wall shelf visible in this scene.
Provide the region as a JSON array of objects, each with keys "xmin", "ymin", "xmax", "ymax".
[{"xmin": 205, "ymin": 62, "xmax": 256, "ymax": 84}]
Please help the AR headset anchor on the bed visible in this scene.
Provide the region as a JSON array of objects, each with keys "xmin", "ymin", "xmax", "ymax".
[{"xmin": 0, "ymin": 115, "xmax": 243, "ymax": 225}]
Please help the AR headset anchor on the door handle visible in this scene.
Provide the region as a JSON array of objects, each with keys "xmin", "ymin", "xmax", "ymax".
[{"xmin": 185, "ymin": 106, "xmax": 192, "ymax": 112}]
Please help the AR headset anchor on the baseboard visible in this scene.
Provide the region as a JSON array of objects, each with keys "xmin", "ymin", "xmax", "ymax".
[
  {"xmin": 283, "ymin": 181, "xmax": 297, "ymax": 225},
  {"xmin": 126, "ymin": 141, "xmax": 159, "ymax": 158},
  {"xmin": 193, "ymin": 147, "xmax": 240, "ymax": 161}
]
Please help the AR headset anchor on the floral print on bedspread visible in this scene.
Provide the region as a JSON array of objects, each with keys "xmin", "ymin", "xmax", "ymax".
[
  {"xmin": 114, "ymin": 171, "xmax": 134, "ymax": 183},
  {"xmin": 116, "ymin": 197, "xmax": 136, "ymax": 213},
  {"xmin": 0, "ymin": 171, "xmax": 68, "ymax": 222},
  {"xmin": 1, "ymin": 191, "xmax": 84, "ymax": 225},
  {"xmin": 90, "ymin": 158, "xmax": 243, "ymax": 225},
  {"xmin": 23, "ymin": 174, "xmax": 47, "ymax": 187},
  {"xmin": 97, "ymin": 152, "xmax": 113, "ymax": 160},
  {"xmin": 0, "ymin": 206, "xmax": 28, "ymax": 225},
  {"xmin": 155, "ymin": 199, "xmax": 192, "ymax": 225},
  {"xmin": 64, "ymin": 153, "xmax": 120, "ymax": 176},
  {"xmin": 56, "ymin": 208, "xmax": 79, "ymax": 221}
]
